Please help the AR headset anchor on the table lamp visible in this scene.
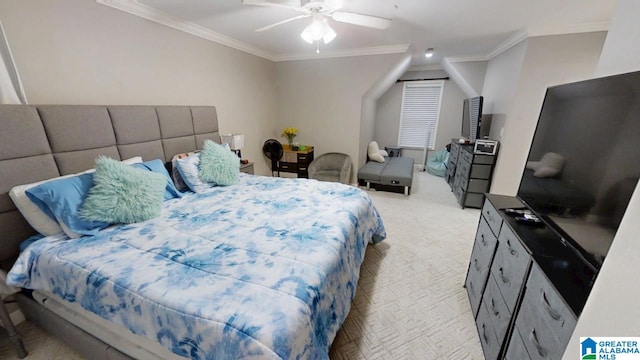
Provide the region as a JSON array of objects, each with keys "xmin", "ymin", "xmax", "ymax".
[{"xmin": 220, "ymin": 133, "xmax": 244, "ymax": 159}]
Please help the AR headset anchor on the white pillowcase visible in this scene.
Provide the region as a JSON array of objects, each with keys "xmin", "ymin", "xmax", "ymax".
[
  {"xmin": 368, "ymin": 141, "xmax": 385, "ymax": 163},
  {"xmin": 175, "ymin": 154, "xmax": 213, "ymax": 193},
  {"xmin": 9, "ymin": 156, "xmax": 143, "ymax": 237}
]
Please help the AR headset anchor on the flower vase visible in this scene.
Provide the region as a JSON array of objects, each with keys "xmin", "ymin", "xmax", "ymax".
[{"xmin": 287, "ymin": 135, "xmax": 295, "ymax": 148}]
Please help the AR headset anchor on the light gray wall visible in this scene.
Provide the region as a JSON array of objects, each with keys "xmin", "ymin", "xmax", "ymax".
[
  {"xmin": 446, "ymin": 61, "xmax": 488, "ymax": 96},
  {"xmin": 274, "ymin": 54, "xmax": 402, "ymax": 178},
  {"xmin": 0, "ymin": 0, "xmax": 277, "ymax": 175},
  {"xmin": 564, "ymin": 0, "xmax": 640, "ymax": 357},
  {"xmin": 486, "ymin": 32, "xmax": 607, "ymax": 196},
  {"xmin": 374, "ymin": 70, "xmax": 467, "ymax": 166}
]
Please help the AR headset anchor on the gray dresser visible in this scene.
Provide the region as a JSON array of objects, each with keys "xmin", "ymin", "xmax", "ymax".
[
  {"xmin": 446, "ymin": 140, "xmax": 498, "ymax": 208},
  {"xmin": 465, "ymin": 194, "xmax": 595, "ymax": 360}
]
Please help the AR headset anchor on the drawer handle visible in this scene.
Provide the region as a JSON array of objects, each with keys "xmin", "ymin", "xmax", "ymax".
[
  {"xmin": 498, "ymin": 267, "xmax": 510, "ymax": 285},
  {"xmin": 541, "ymin": 291, "xmax": 563, "ymax": 323},
  {"xmin": 506, "ymin": 239, "xmax": 518, "ymax": 256},
  {"xmin": 482, "ymin": 323, "xmax": 490, "ymax": 345},
  {"xmin": 480, "ymin": 233, "xmax": 487, "ymax": 246},
  {"xmin": 485, "ymin": 211, "xmax": 494, "ymax": 223},
  {"xmin": 490, "ymin": 298, "xmax": 500, "ymax": 317},
  {"xmin": 529, "ymin": 329, "xmax": 548, "ymax": 358},
  {"xmin": 474, "ymin": 258, "xmax": 481, "ymax": 271}
]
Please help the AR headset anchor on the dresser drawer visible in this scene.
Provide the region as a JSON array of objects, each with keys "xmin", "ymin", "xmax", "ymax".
[
  {"xmin": 482, "ymin": 200, "xmax": 503, "ymax": 236},
  {"xmin": 279, "ymin": 162, "xmax": 297, "ymax": 172},
  {"xmin": 463, "ymin": 193, "xmax": 484, "ymax": 208},
  {"xmin": 462, "ymin": 148, "xmax": 474, "ymax": 164},
  {"xmin": 515, "ymin": 293, "xmax": 567, "ymax": 360},
  {"xmin": 476, "ymin": 302, "xmax": 501, "ymax": 360},
  {"xmin": 458, "ymin": 158, "xmax": 471, "ymax": 176},
  {"xmin": 475, "ymin": 218, "xmax": 498, "ymax": 265},
  {"xmin": 465, "ymin": 242, "xmax": 492, "ymax": 317},
  {"xmin": 483, "ymin": 274, "xmax": 512, "ymax": 342},
  {"xmin": 474, "ymin": 154, "xmax": 495, "ymax": 165},
  {"xmin": 491, "ymin": 227, "xmax": 530, "ymax": 312},
  {"xmin": 523, "ymin": 263, "xmax": 577, "ymax": 341},
  {"xmin": 470, "ymin": 164, "xmax": 492, "ymax": 179},
  {"xmin": 467, "ymin": 178, "xmax": 489, "ymax": 193},
  {"xmin": 454, "ymin": 185, "xmax": 465, "ymax": 204},
  {"xmin": 505, "ymin": 328, "xmax": 531, "ymax": 360},
  {"xmin": 297, "ymin": 153, "xmax": 311, "ymax": 163}
]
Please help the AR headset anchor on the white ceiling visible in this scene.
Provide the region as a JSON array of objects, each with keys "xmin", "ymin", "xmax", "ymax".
[{"xmin": 100, "ymin": 0, "xmax": 616, "ymax": 65}]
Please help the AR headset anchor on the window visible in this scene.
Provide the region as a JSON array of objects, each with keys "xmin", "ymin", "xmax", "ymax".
[{"xmin": 397, "ymin": 80, "xmax": 444, "ymax": 150}]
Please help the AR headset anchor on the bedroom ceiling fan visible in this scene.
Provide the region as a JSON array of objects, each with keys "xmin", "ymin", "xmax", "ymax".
[{"xmin": 242, "ymin": 0, "xmax": 392, "ymax": 52}]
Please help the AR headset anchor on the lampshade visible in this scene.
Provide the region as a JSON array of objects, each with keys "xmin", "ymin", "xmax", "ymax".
[
  {"xmin": 301, "ymin": 15, "xmax": 336, "ymax": 44},
  {"xmin": 220, "ymin": 133, "xmax": 244, "ymax": 150}
]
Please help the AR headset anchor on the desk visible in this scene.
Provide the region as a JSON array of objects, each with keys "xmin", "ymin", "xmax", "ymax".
[{"xmin": 278, "ymin": 145, "xmax": 314, "ymax": 178}]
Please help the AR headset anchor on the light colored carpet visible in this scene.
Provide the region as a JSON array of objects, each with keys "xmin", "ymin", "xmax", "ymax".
[{"xmin": 0, "ymin": 171, "xmax": 484, "ymax": 359}]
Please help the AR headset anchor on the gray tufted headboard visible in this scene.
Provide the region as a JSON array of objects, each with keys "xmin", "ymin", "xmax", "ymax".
[{"xmin": 0, "ymin": 105, "xmax": 220, "ymax": 269}]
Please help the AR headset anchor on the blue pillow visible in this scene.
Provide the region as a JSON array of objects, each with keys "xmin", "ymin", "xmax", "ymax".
[
  {"xmin": 26, "ymin": 173, "xmax": 110, "ymax": 238},
  {"xmin": 132, "ymin": 159, "xmax": 182, "ymax": 200}
]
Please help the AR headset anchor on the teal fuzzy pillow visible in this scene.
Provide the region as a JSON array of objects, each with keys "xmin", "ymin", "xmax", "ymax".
[
  {"xmin": 198, "ymin": 140, "xmax": 239, "ymax": 186},
  {"xmin": 80, "ymin": 156, "xmax": 167, "ymax": 224}
]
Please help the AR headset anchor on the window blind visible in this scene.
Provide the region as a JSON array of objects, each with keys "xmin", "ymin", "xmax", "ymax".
[{"xmin": 398, "ymin": 80, "xmax": 444, "ymax": 149}]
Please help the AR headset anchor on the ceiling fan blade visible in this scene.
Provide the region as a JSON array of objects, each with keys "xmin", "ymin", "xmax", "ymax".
[
  {"xmin": 242, "ymin": 0, "xmax": 302, "ymax": 11},
  {"xmin": 331, "ymin": 11, "xmax": 391, "ymax": 30},
  {"xmin": 255, "ymin": 14, "xmax": 310, "ymax": 32}
]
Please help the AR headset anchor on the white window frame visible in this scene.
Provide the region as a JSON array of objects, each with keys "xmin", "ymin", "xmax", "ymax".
[{"xmin": 397, "ymin": 80, "xmax": 444, "ymax": 150}]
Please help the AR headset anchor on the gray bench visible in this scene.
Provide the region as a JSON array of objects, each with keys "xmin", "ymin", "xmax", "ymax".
[{"xmin": 358, "ymin": 156, "xmax": 414, "ymax": 195}]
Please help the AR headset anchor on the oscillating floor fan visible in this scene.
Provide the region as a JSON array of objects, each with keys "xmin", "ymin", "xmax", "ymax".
[{"xmin": 262, "ymin": 139, "xmax": 284, "ymax": 176}]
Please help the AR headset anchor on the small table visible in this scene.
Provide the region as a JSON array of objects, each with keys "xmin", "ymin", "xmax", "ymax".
[
  {"xmin": 278, "ymin": 145, "xmax": 314, "ymax": 178},
  {"xmin": 385, "ymin": 146, "xmax": 403, "ymax": 157},
  {"xmin": 240, "ymin": 162, "xmax": 254, "ymax": 174}
]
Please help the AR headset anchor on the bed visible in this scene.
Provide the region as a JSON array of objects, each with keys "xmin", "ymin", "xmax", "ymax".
[{"xmin": 0, "ymin": 104, "xmax": 386, "ymax": 360}]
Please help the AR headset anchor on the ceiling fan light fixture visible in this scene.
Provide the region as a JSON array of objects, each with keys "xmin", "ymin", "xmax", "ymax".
[
  {"xmin": 300, "ymin": 15, "xmax": 336, "ymax": 45},
  {"xmin": 425, "ymin": 48, "xmax": 435, "ymax": 58}
]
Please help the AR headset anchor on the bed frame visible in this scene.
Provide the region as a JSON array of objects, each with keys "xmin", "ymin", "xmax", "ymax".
[{"xmin": 0, "ymin": 104, "xmax": 220, "ymax": 359}]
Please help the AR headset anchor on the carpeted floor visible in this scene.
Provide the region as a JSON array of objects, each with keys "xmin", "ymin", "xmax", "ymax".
[{"xmin": 0, "ymin": 171, "xmax": 484, "ymax": 359}]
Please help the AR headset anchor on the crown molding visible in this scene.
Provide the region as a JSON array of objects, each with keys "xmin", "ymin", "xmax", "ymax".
[
  {"xmin": 528, "ymin": 20, "xmax": 610, "ymax": 37},
  {"xmin": 444, "ymin": 21, "xmax": 610, "ymax": 64},
  {"xmin": 407, "ymin": 64, "xmax": 444, "ymax": 72},
  {"xmin": 272, "ymin": 44, "xmax": 411, "ymax": 62},
  {"xmin": 96, "ymin": 0, "xmax": 275, "ymax": 61}
]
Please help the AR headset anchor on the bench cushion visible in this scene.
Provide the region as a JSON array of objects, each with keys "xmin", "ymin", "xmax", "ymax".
[
  {"xmin": 358, "ymin": 156, "xmax": 414, "ymax": 187},
  {"xmin": 380, "ymin": 157, "xmax": 414, "ymax": 186}
]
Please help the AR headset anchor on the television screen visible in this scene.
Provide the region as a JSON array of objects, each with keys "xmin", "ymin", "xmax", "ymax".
[
  {"xmin": 518, "ymin": 71, "xmax": 640, "ymax": 269},
  {"xmin": 461, "ymin": 96, "xmax": 483, "ymax": 141}
]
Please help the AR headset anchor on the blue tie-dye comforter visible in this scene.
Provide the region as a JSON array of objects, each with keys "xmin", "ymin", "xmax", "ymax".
[{"xmin": 8, "ymin": 174, "xmax": 386, "ymax": 359}]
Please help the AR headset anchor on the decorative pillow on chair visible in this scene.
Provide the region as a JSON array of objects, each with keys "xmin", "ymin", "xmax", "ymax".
[
  {"xmin": 80, "ymin": 156, "xmax": 167, "ymax": 224},
  {"xmin": 368, "ymin": 141, "xmax": 385, "ymax": 163},
  {"xmin": 199, "ymin": 140, "xmax": 239, "ymax": 186}
]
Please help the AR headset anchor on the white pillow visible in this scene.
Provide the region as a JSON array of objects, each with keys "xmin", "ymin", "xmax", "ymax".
[
  {"xmin": 175, "ymin": 154, "xmax": 213, "ymax": 193},
  {"xmin": 368, "ymin": 141, "xmax": 385, "ymax": 163},
  {"xmin": 9, "ymin": 156, "xmax": 143, "ymax": 236}
]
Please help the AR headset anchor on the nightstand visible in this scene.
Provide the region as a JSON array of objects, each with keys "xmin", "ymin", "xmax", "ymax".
[{"xmin": 240, "ymin": 162, "xmax": 254, "ymax": 174}]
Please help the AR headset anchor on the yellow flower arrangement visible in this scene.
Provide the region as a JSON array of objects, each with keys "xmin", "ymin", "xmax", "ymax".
[{"xmin": 281, "ymin": 127, "xmax": 298, "ymax": 145}]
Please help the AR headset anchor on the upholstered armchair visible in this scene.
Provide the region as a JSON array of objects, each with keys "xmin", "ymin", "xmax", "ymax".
[{"xmin": 308, "ymin": 152, "xmax": 352, "ymax": 184}]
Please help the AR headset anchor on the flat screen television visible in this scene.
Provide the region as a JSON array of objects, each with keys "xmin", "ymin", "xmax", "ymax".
[
  {"xmin": 517, "ymin": 71, "xmax": 640, "ymax": 270},
  {"xmin": 461, "ymin": 96, "xmax": 483, "ymax": 142}
]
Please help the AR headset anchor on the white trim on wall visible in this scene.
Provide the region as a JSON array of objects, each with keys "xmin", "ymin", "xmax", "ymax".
[{"xmin": 96, "ymin": 0, "xmax": 409, "ymax": 62}]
